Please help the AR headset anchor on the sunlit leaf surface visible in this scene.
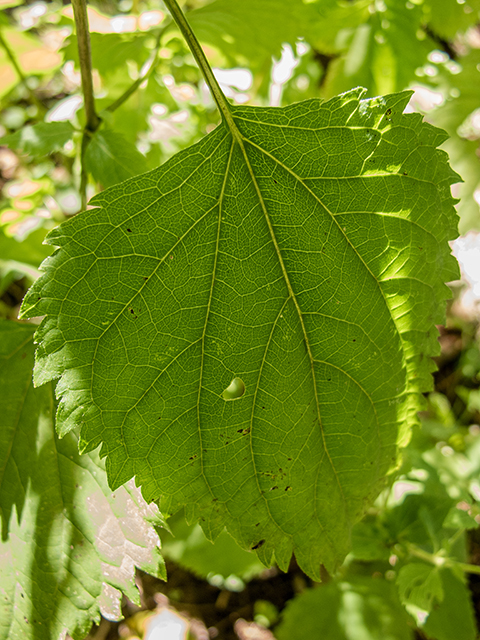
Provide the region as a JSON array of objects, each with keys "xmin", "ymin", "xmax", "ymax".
[
  {"xmin": 21, "ymin": 88, "xmax": 459, "ymax": 578},
  {"xmin": 276, "ymin": 576, "xmax": 413, "ymax": 640},
  {"xmin": 0, "ymin": 321, "xmax": 165, "ymax": 640}
]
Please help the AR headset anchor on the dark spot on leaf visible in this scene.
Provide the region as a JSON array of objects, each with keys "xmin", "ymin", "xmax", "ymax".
[
  {"xmin": 403, "ymin": 171, "xmax": 408, "ymax": 176},
  {"xmin": 252, "ymin": 539, "xmax": 265, "ymax": 550},
  {"xmin": 189, "ymin": 454, "xmax": 197, "ymax": 460},
  {"xmin": 255, "ymin": 522, "xmax": 260, "ymax": 527},
  {"xmin": 127, "ymin": 228, "xmax": 132, "ymax": 232},
  {"xmin": 143, "ymin": 276, "xmax": 148, "ymax": 280},
  {"xmin": 270, "ymin": 486, "xmax": 278, "ymax": 491},
  {"xmin": 273, "ymin": 179, "xmax": 277, "ymax": 184},
  {"xmin": 237, "ymin": 428, "xmax": 244, "ymax": 433},
  {"xmin": 285, "ymin": 486, "xmax": 292, "ymax": 491},
  {"xmin": 353, "ymin": 339, "xmax": 356, "ymax": 342},
  {"xmin": 287, "ymin": 458, "xmax": 292, "ymax": 461},
  {"xmin": 213, "ymin": 498, "xmax": 218, "ymax": 502}
]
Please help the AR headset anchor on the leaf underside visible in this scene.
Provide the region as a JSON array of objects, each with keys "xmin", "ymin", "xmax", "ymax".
[{"xmin": 21, "ymin": 88, "xmax": 459, "ymax": 579}]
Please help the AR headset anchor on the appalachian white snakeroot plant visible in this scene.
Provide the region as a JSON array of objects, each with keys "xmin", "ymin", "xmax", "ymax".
[{"xmin": 1, "ymin": 0, "xmax": 471, "ymax": 638}]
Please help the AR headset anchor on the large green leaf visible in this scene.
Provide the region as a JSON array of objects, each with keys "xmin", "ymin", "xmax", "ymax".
[
  {"xmin": 0, "ymin": 227, "xmax": 52, "ymax": 268},
  {"xmin": 423, "ymin": 0, "xmax": 480, "ymax": 40},
  {"xmin": 396, "ymin": 562, "xmax": 444, "ymax": 622},
  {"xmin": 322, "ymin": 0, "xmax": 435, "ymax": 98},
  {"xmin": 186, "ymin": 0, "xmax": 317, "ymax": 69},
  {"xmin": 62, "ymin": 32, "xmax": 150, "ymax": 78},
  {"xmin": 421, "ymin": 568, "xmax": 476, "ymax": 640},
  {"xmin": 426, "ymin": 49, "xmax": 480, "ymax": 232},
  {"xmin": 20, "ymin": 87, "xmax": 459, "ymax": 579},
  {"xmin": 0, "ymin": 321, "xmax": 165, "ymax": 640},
  {"xmin": 0, "ymin": 122, "xmax": 75, "ymax": 157},
  {"xmin": 276, "ymin": 576, "xmax": 413, "ymax": 640},
  {"xmin": 84, "ymin": 128, "xmax": 149, "ymax": 188}
]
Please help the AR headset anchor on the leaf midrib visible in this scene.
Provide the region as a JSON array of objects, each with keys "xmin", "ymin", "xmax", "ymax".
[{"xmin": 229, "ymin": 127, "xmax": 349, "ymax": 518}]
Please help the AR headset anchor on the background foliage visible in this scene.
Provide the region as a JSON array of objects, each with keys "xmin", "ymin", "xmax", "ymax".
[{"xmin": 0, "ymin": 0, "xmax": 479, "ymax": 639}]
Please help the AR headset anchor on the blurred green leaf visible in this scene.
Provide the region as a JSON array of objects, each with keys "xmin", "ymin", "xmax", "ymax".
[
  {"xmin": 0, "ymin": 227, "xmax": 51, "ymax": 268},
  {"xmin": 322, "ymin": 0, "xmax": 434, "ymax": 98},
  {"xmin": 161, "ymin": 511, "xmax": 265, "ymax": 581},
  {"xmin": 187, "ymin": 0, "xmax": 316, "ymax": 68},
  {"xmin": 384, "ymin": 492, "xmax": 455, "ymax": 549},
  {"xmin": 396, "ymin": 563, "xmax": 444, "ymax": 620},
  {"xmin": 0, "ymin": 27, "xmax": 62, "ymax": 96},
  {"xmin": 276, "ymin": 576, "xmax": 413, "ymax": 640},
  {"xmin": 0, "ymin": 122, "xmax": 75, "ymax": 156},
  {"xmin": 422, "ymin": 568, "xmax": 476, "ymax": 640},
  {"xmin": 350, "ymin": 519, "xmax": 391, "ymax": 561},
  {"xmin": 0, "ymin": 320, "xmax": 166, "ymax": 640},
  {"xmin": 63, "ymin": 32, "xmax": 151, "ymax": 78},
  {"xmin": 85, "ymin": 128, "xmax": 149, "ymax": 187},
  {"xmin": 423, "ymin": 0, "xmax": 480, "ymax": 40}
]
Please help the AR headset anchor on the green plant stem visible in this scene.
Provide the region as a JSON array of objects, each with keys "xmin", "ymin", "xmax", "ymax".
[
  {"xmin": 104, "ymin": 28, "xmax": 165, "ymax": 115},
  {"xmin": 71, "ymin": 0, "xmax": 99, "ymax": 133},
  {"xmin": 0, "ymin": 28, "xmax": 46, "ymax": 113},
  {"xmin": 162, "ymin": 0, "xmax": 239, "ymax": 137},
  {"xmin": 71, "ymin": 0, "xmax": 100, "ymax": 211},
  {"xmin": 0, "ymin": 28, "xmax": 27, "ymax": 83},
  {"xmin": 104, "ymin": 65, "xmax": 154, "ymax": 114},
  {"xmin": 407, "ymin": 543, "xmax": 480, "ymax": 576}
]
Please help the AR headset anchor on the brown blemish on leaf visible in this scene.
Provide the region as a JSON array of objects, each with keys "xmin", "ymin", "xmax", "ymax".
[{"xmin": 251, "ymin": 539, "xmax": 265, "ymax": 550}]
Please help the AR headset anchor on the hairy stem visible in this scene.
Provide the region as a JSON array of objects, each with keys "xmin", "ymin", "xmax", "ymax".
[
  {"xmin": 71, "ymin": 0, "xmax": 100, "ymax": 210},
  {"xmin": 162, "ymin": 0, "xmax": 239, "ymax": 137},
  {"xmin": 72, "ymin": 0, "xmax": 99, "ymax": 132},
  {"xmin": 407, "ymin": 543, "xmax": 480, "ymax": 576}
]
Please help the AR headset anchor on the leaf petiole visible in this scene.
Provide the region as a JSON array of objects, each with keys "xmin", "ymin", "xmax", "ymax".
[
  {"xmin": 104, "ymin": 27, "xmax": 166, "ymax": 115},
  {"xmin": 162, "ymin": 0, "xmax": 241, "ymax": 140},
  {"xmin": 406, "ymin": 542, "xmax": 480, "ymax": 576}
]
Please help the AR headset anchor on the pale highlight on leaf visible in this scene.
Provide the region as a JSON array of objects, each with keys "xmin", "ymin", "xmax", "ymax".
[
  {"xmin": 21, "ymin": 88, "xmax": 460, "ymax": 579},
  {"xmin": 0, "ymin": 321, "xmax": 165, "ymax": 640}
]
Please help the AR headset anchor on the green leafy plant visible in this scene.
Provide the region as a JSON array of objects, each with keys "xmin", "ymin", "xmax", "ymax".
[{"xmin": 1, "ymin": 1, "xmax": 480, "ymax": 639}]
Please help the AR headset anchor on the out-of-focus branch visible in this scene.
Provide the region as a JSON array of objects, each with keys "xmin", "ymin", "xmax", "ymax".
[
  {"xmin": 104, "ymin": 27, "xmax": 165, "ymax": 115},
  {"xmin": 0, "ymin": 28, "xmax": 27, "ymax": 83},
  {"xmin": 0, "ymin": 28, "xmax": 46, "ymax": 112},
  {"xmin": 71, "ymin": 0, "xmax": 99, "ymax": 132},
  {"xmin": 71, "ymin": 0, "xmax": 100, "ymax": 211}
]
